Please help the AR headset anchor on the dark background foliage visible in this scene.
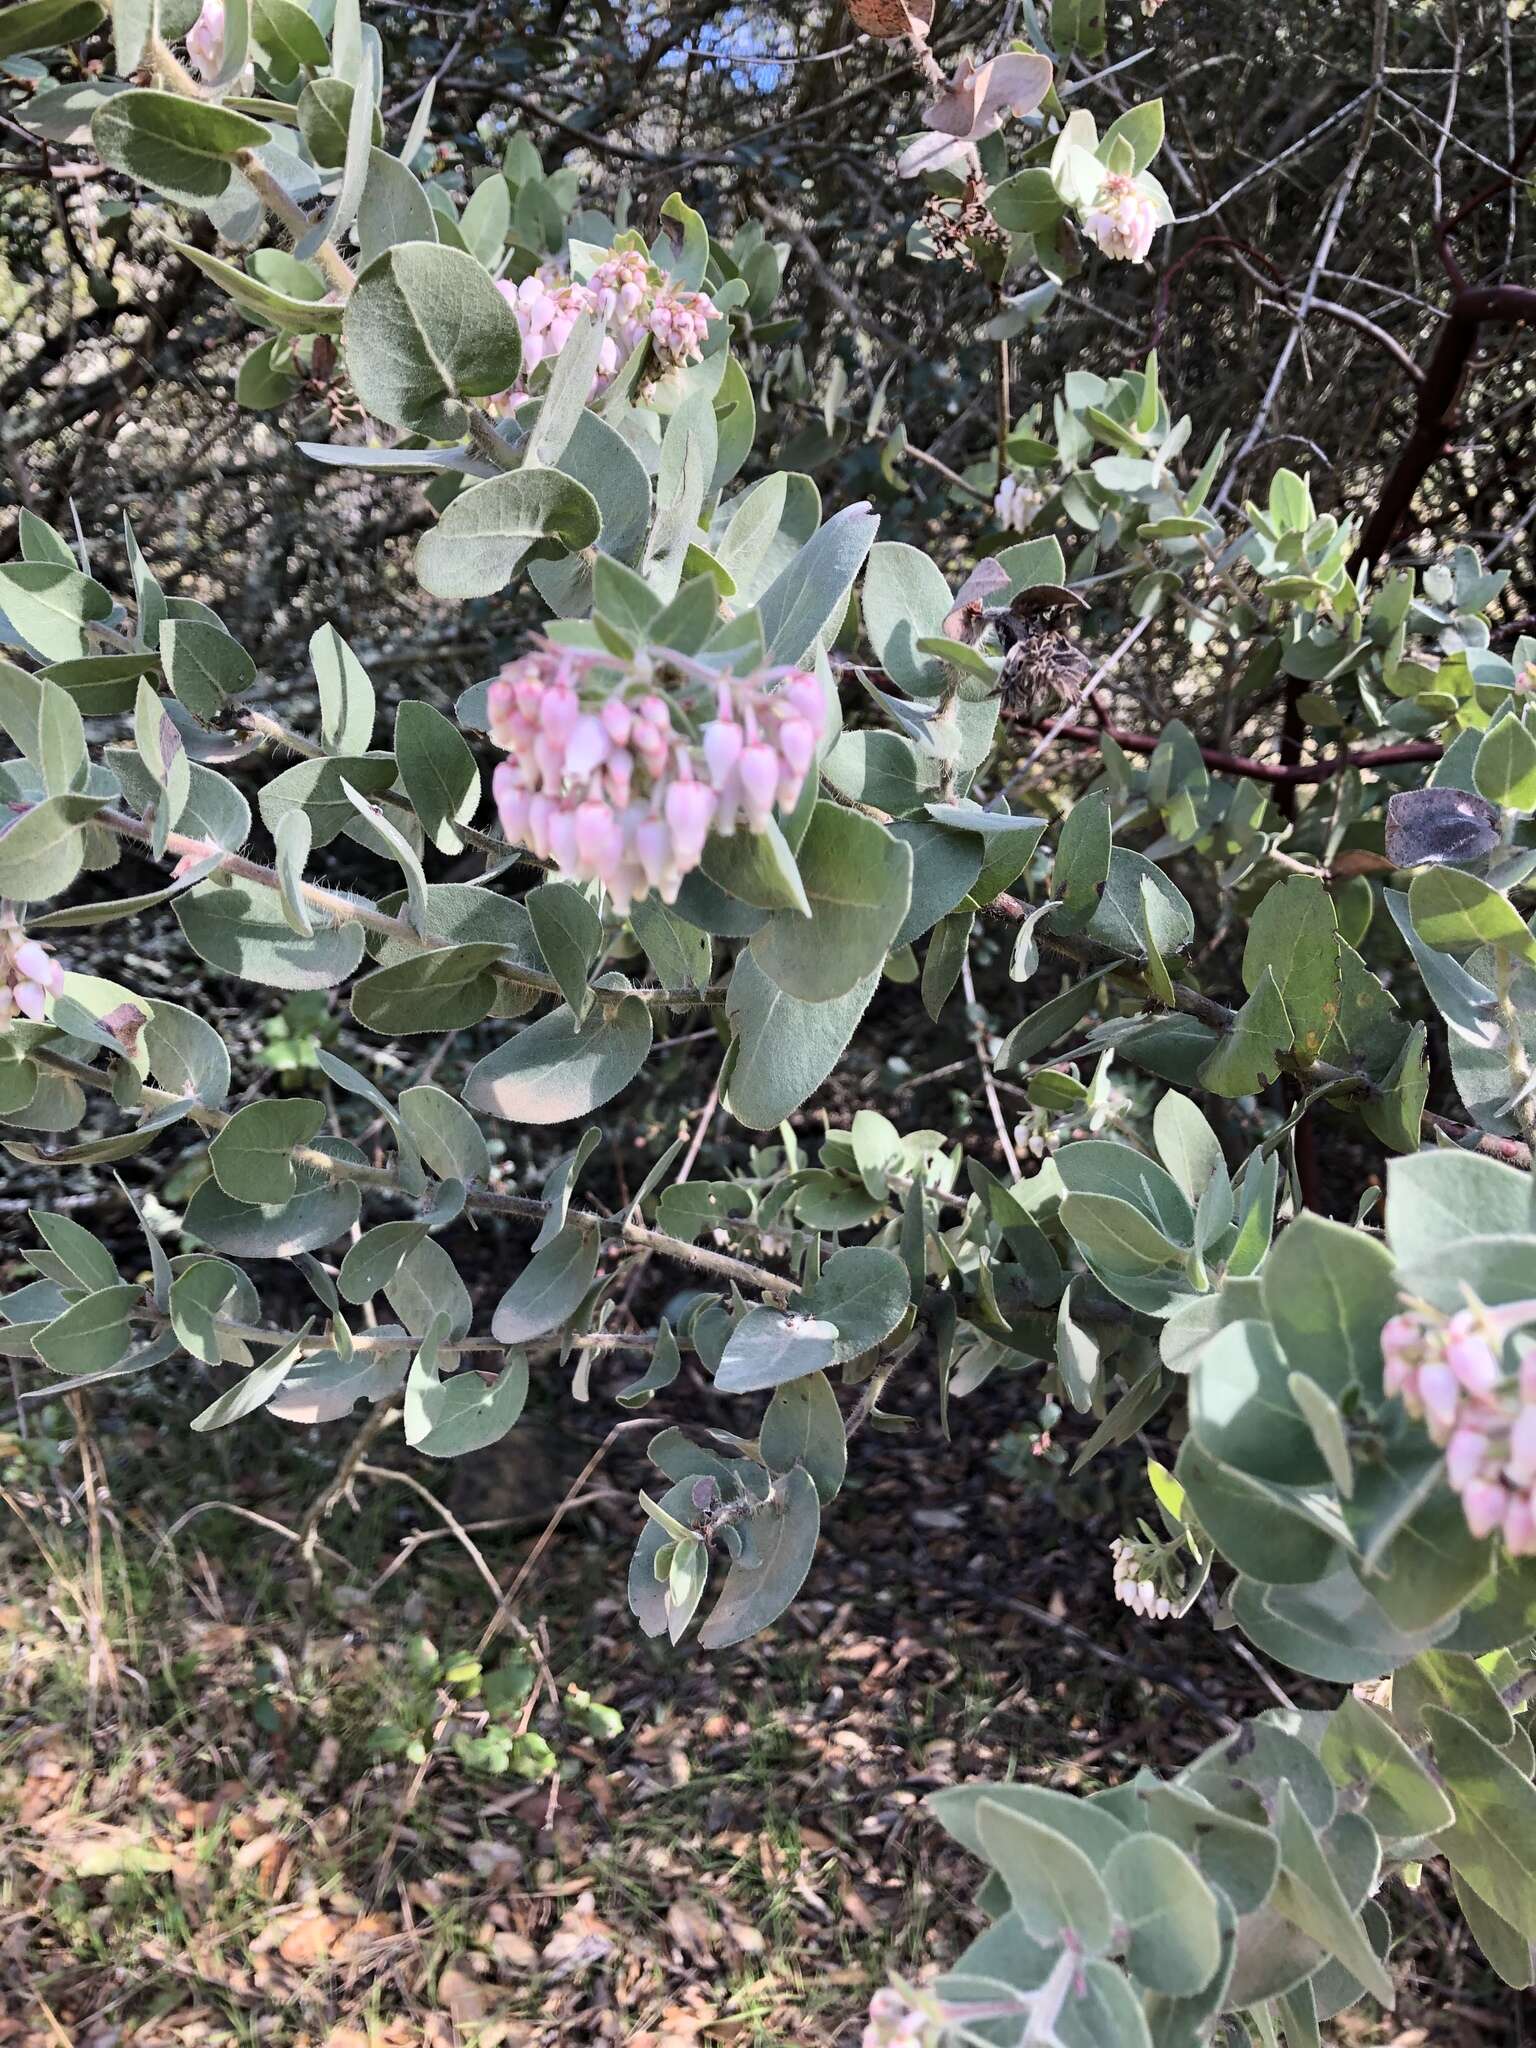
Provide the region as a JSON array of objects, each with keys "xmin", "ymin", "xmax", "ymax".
[{"xmin": 4, "ymin": 0, "xmax": 1532, "ymax": 694}]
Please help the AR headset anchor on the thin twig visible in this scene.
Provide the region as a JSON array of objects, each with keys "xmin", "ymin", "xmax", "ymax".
[
  {"xmin": 961, "ymin": 951, "xmax": 1021, "ymax": 1182},
  {"xmin": 475, "ymin": 1423, "xmax": 650, "ymax": 1659}
]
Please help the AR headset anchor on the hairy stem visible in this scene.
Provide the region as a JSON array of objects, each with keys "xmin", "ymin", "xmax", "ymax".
[
  {"xmin": 465, "ymin": 409, "xmax": 522, "ymax": 472},
  {"xmin": 142, "ymin": 32, "xmax": 356, "ymax": 297},
  {"xmin": 69, "ymin": 801, "xmax": 724, "ymax": 1013},
  {"xmin": 31, "ymin": 1045, "xmax": 796, "ymax": 1298},
  {"xmin": 138, "ymin": 1309, "xmax": 656, "ymax": 1358},
  {"xmin": 235, "ymin": 152, "xmax": 356, "ymax": 298}
]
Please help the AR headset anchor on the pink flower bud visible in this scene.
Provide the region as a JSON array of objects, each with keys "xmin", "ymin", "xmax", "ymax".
[
  {"xmin": 1082, "ymin": 172, "xmax": 1161, "ymax": 264},
  {"xmin": 186, "ymin": 0, "xmax": 226, "ymax": 78},
  {"xmin": 649, "ymin": 287, "xmax": 718, "ymax": 366},
  {"xmin": 702, "ymin": 719, "xmax": 745, "ymax": 794},
  {"xmin": 526, "ymin": 793, "xmax": 555, "ymax": 860},
  {"xmin": 1382, "ymin": 1354, "xmax": 1413, "ymax": 1402},
  {"xmin": 519, "ymin": 278, "xmax": 555, "ymax": 331},
  {"xmin": 1503, "ymin": 1492, "xmax": 1536, "ymax": 1556},
  {"xmin": 14, "ymin": 941, "xmax": 62, "ymax": 993},
  {"xmin": 1508, "ymin": 1405, "xmax": 1536, "ymax": 1490},
  {"xmin": 493, "ymin": 769, "xmax": 530, "ymax": 846},
  {"xmin": 540, "ymin": 687, "xmax": 579, "ymax": 747},
  {"xmin": 545, "ymin": 805, "xmax": 580, "ymax": 876},
  {"xmin": 777, "ymin": 715, "xmax": 817, "ymax": 780},
  {"xmin": 633, "ymin": 816, "xmax": 673, "ymax": 892},
  {"xmin": 632, "ymin": 723, "xmax": 669, "ymax": 775},
  {"xmin": 574, "ymin": 798, "xmax": 622, "ymax": 877},
  {"xmin": 1, "ymin": 918, "xmax": 65, "ymax": 1023},
  {"xmin": 994, "ymin": 475, "xmax": 1042, "ymax": 535},
  {"xmin": 737, "ymin": 744, "xmax": 780, "ymax": 830},
  {"xmin": 600, "ymin": 698, "xmax": 633, "ymax": 747},
  {"xmin": 1463, "ymin": 1480, "xmax": 1509, "ymax": 1541},
  {"xmin": 1418, "ymin": 1362, "xmax": 1461, "ymax": 1443},
  {"xmin": 784, "ymin": 672, "xmax": 826, "ymax": 727},
  {"xmin": 1446, "ymin": 1425, "xmax": 1494, "ymax": 1491},
  {"xmin": 1381, "ymin": 1311, "xmax": 1426, "ymax": 1358},
  {"xmin": 565, "ymin": 713, "xmax": 610, "ymax": 779},
  {"xmin": 664, "ymin": 779, "xmax": 716, "ymax": 864},
  {"xmin": 1446, "ymin": 1326, "xmax": 1502, "ymax": 1397}
]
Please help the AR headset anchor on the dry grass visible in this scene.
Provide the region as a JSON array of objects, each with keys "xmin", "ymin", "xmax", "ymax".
[{"xmin": 0, "ymin": 1373, "xmax": 1521, "ymax": 2047}]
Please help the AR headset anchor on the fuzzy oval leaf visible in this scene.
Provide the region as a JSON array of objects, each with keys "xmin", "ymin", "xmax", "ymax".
[
  {"xmin": 175, "ymin": 879, "xmax": 367, "ymax": 991},
  {"xmin": 695, "ymin": 1465, "xmax": 821, "ymax": 1651},
  {"xmin": 722, "ymin": 953, "xmax": 878, "ymax": 1132},
  {"xmin": 343, "ymin": 242, "xmax": 524, "ymax": 436},
  {"xmin": 208, "ymin": 1097, "xmax": 325, "ymax": 1206},
  {"xmin": 405, "ymin": 1324, "xmax": 530, "ymax": 1457},
  {"xmin": 759, "ymin": 1370, "xmax": 847, "ymax": 1504},
  {"xmin": 91, "ymin": 89, "xmax": 268, "ymax": 204},
  {"xmin": 350, "ymin": 944, "xmax": 506, "ymax": 1035},
  {"xmin": 182, "ymin": 1148, "xmax": 361, "ymax": 1257},
  {"xmin": 33, "ymin": 1283, "xmax": 142, "ymax": 1377},
  {"xmin": 713, "ymin": 1309, "xmax": 838, "ymax": 1395},
  {"xmin": 490, "ymin": 1224, "xmax": 599, "ymax": 1344},
  {"xmin": 463, "ymin": 996, "xmax": 653, "ymax": 1124},
  {"xmin": 415, "ymin": 466, "xmax": 602, "ymax": 599},
  {"xmin": 750, "ymin": 804, "xmax": 912, "ymax": 1002},
  {"xmin": 977, "ymin": 1800, "xmax": 1114, "ymax": 1955},
  {"xmin": 1107, "ymin": 1833, "xmax": 1223, "ymax": 1996},
  {"xmin": 395, "ymin": 699, "xmax": 480, "ymax": 853},
  {"xmin": 190, "ymin": 1323, "xmax": 313, "ymax": 1432}
]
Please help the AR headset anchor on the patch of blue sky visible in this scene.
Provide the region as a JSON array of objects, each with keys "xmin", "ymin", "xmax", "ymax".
[{"xmin": 628, "ymin": 5, "xmax": 798, "ymax": 93}]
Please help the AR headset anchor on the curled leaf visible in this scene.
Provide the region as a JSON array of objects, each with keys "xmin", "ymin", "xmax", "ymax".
[
  {"xmin": 899, "ymin": 53, "xmax": 1054, "ymax": 179},
  {"xmin": 1385, "ymin": 786, "xmax": 1501, "ymax": 871}
]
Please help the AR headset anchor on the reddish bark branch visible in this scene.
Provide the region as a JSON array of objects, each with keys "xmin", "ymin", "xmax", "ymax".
[
  {"xmin": 1354, "ymin": 116, "xmax": 1536, "ymax": 567},
  {"xmin": 1031, "ymin": 716, "xmax": 1442, "ymax": 786},
  {"xmin": 1354, "ymin": 281, "xmax": 1536, "ymax": 568}
]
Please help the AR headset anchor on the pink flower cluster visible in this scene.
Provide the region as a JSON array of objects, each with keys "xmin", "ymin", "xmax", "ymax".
[
  {"xmin": 186, "ymin": 0, "xmax": 225, "ymax": 76},
  {"xmin": 1383, "ymin": 1298, "xmax": 1536, "ymax": 1555},
  {"xmin": 489, "ymin": 254, "xmax": 720, "ymax": 415},
  {"xmin": 1110, "ymin": 1535, "xmax": 1176, "ymax": 1620},
  {"xmin": 486, "ymin": 644, "xmax": 825, "ymax": 912},
  {"xmin": 495, "ymin": 273, "xmax": 621, "ymax": 390},
  {"xmin": 185, "ymin": 0, "xmax": 253, "ymax": 87},
  {"xmin": 1082, "ymin": 172, "xmax": 1161, "ymax": 263},
  {"xmin": 0, "ymin": 915, "xmax": 65, "ymax": 1025},
  {"xmin": 994, "ymin": 475, "xmax": 1042, "ymax": 535}
]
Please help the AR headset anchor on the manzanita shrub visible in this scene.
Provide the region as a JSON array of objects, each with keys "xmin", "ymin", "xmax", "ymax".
[{"xmin": 3, "ymin": 1, "xmax": 1536, "ymax": 2041}]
